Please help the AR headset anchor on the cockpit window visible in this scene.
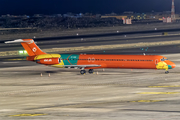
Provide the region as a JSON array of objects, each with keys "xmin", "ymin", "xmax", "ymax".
[{"xmin": 161, "ymin": 57, "xmax": 168, "ymax": 61}]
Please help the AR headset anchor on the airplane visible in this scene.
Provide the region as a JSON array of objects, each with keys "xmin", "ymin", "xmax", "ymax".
[{"xmin": 5, "ymin": 39, "xmax": 176, "ymax": 74}]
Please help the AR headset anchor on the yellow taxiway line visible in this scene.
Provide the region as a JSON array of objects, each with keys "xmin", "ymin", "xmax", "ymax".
[
  {"xmin": 149, "ymin": 85, "xmax": 180, "ymax": 88},
  {"xmin": 10, "ymin": 113, "xmax": 47, "ymax": 117},
  {"xmin": 139, "ymin": 92, "xmax": 179, "ymax": 94},
  {"xmin": 130, "ymin": 100, "xmax": 163, "ymax": 102}
]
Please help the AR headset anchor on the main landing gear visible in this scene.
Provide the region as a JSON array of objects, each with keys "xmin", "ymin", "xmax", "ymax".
[
  {"xmin": 88, "ymin": 69, "xmax": 94, "ymax": 74},
  {"xmin": 80, "ymin": 69, "xmax": 94, "ymax": 75},
  {"xmin": 80, "ymin": 70, "xmax": 86, "ymax": 75}
]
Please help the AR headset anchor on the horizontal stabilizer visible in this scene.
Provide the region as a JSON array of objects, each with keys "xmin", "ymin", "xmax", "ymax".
[{"xmin": 5, "ymin": 39, "xmax": 31, "ymax": 44}]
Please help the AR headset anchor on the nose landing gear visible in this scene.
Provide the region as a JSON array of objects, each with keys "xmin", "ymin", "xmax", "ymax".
[
  {"xmin": 165, "ymin": 68, "xmax": 169, "ymax": 74},
  {"xmin": 156, "ymin": 62, "xmax": 171, "ymax": 74}
]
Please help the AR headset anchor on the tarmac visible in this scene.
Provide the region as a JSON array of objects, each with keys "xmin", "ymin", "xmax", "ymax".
[{"xmin": 0, "ymin": 53, "xmax": 180, "ymax": 120}]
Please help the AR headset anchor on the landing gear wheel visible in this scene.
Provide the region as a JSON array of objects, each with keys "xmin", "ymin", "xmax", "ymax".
[
  {"xmin": 88, "ymin": 69, "xmax": 94, "ymax": 74},
  {"xmin": 165, "ymin": 71, "xmax": 169, "ymax": 74},
  {"xmin": 80, "ymin": 70, "xmax": 86, "ymax": 75}
]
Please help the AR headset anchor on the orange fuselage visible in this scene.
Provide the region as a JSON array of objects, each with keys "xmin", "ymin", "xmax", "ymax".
[
  {"xmin": 27, "ymin": 54, "xmax": 175, "ymax": 70},
  {"xmin": 76, "ymin": 54, "xmax": 175, "ymax": 69}
]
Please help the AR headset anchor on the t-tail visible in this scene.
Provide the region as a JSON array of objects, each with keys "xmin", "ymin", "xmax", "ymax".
[{"xmin": 5, "ymin": 39, "xmax": 46, "ymax": 56}]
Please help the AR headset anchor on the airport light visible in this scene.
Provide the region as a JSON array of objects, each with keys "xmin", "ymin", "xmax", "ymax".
[
  {"xmin": 19, "ymin": 50, "xmax": 28, "ymax": 55},
  {"xmin": 24, "ymin": 50, "xmax": 28, "ymax": 54},
  {"xmin": 19, "ymin": 51, "xmax": 23, "ymax": 54}
]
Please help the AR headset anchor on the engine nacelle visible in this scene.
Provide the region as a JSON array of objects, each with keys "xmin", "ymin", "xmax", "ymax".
[{"xmin": 36, "ymin": 58, "xmax": 61, "ymax": 65}]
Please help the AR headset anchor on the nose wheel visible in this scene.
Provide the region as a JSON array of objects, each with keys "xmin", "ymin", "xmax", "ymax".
[{"xmin": 165, "ymin": 71, "xmax": 169, "ymax": 74}]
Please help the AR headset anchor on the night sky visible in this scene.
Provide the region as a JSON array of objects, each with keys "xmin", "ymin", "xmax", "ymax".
[{"xmin": 0, "ymin": 0, "xmax": 179, "ymax": 15}]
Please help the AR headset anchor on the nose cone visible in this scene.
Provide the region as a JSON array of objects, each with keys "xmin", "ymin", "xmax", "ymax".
[
  {"xmin": 171, "ymin": 62, "xmax": 176, "ymax": 69},
  {"xmin": 165, "ymin": 60, "xmax": 176, "ymax": 69}
]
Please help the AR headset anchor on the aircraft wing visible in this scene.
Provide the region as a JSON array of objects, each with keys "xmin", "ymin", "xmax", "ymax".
[{"xmin": 52, "ymin": 64, "xmax": 101, "ymax": 68}]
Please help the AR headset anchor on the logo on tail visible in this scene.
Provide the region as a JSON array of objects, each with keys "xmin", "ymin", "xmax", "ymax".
[{"xmin": 32, "ymin": 47, "xmax": 37, "ymax": 52}]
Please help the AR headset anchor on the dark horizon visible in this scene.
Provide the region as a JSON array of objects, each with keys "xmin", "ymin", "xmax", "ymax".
[{"xmin": 0, "ymin": 0, "xmax": 179, "ymax": 15}]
